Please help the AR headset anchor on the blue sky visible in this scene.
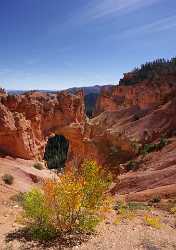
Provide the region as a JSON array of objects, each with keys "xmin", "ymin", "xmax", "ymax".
[{"xmin": 0, "ymin": 0, "xmax": 176, "ymax": 90}]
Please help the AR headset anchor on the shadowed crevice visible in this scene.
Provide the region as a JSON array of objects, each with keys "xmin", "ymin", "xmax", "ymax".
[{"xmin": 44, "ymin": 135, "xmax": 69, "ymax": 171}]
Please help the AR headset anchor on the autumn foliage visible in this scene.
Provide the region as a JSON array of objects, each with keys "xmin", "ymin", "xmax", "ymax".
[{"xmin": 22, "ymin": 160, "xmax": 113, "ymax": 240}]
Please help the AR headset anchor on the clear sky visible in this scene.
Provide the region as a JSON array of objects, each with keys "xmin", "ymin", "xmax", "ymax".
[{"xmin": 0, "ymin": 0, "xmax": 176, "ymax": 90}]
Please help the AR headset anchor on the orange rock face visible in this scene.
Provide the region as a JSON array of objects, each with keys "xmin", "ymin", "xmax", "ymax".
[
  {"xmin": 0, "ymin": 90, "xmax": 85, "ymax": 160},
  {"xmin": 91, "ymin": 75, "xmax": 176, "ymax": 200},
  {"xmin": 1, "ymin": 80, "xmax": 176, "ymax": 168},
  {"xmin": 111, "ymin": 138, "xmax": 176, "ymax": 201},
  {"xmin": 94, "ymin": 79, "xmax": 176, "ymax": 115}
]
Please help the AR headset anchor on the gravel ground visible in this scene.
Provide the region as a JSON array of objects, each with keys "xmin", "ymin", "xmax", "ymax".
[
  {"xmin": 74, "ymin": 210, "xmax": 176, "ymax": 250},
  {"xmin": 1, "ymin": 203, "xmax": 176, "ymax": 250}
]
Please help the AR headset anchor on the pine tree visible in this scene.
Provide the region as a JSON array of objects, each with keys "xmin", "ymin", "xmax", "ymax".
[{"xmin": 44, "ymin": 135, "xmax": 69, "ymax": 171}]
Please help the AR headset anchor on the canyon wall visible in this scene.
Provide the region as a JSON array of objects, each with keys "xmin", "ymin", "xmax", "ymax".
[
  {"xmin": 0, "ymin": 78, "xmax": 176, "ymax": 169},
  {"xmin": 0, "ymin": 75, "xmax": 176, "ymax": 200},
  {"xmin": 94, "ymin": 75, "xmax": 176, "ymax": 115},
  {"xmin": 0, "ymin": 88, "xmax": 136, "ymax": 167},
  {"xmin": 90, "ymin": 70, "xmax": 176, "ymax": 200}
]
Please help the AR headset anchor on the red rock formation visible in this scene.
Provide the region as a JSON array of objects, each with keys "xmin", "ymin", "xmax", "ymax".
[
  {"xmin": 94, "ymin": 79, "xmax": 176, "ymax": 116},
  {"xmin": 0, "ymin": 73, "xmax": 176, "ymax": 201},
  {"xmin": 1, "ymin": 80, "xmax": 176, "ymax": 170},
  {"xmin": 111, "ymin": 138, "xmax": 176, "ymax": 201},
  {"xmin": 2, "ymin": 53, "xmax": 176, "ymax": 204},
  {"xmin": 0, "ymin": 90, "xmax": 85, "ymax": 160},
  {"xmin": 91, "ymin": 73, "xmax": 176, "ymax": 199}
]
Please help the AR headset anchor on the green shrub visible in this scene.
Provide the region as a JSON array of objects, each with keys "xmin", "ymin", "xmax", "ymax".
[
  {"xmin": 140, "ymin": 137, "xmax": 168, "ymax": 156},
  {"xmin": 2, "ymin": 174, "xmax": 14, "ymax": 185},
  {"xmin": 113, "ymin": 200, "xmax": 135, "ymax": 224},
  {"xmin": 157, "ymin": 137, "xmax": 168, "ymax": 150},
  {"xmin": 130, "ymin": 140, "xmax": 142, "ymax": 155},
  {"xmin": 140, "ymin": 143, "xmax": 156, "ymax": 156},
  {"xmin": 126, "ymin": 160, "xmax": 139, "ymax": 171},
  {"xmin": 33, "ymin": 162, "xmax": 44, "ymax": 170},
  {"xmin": 149, "ymin": 196, "xmax": 161, "ymax": 204},
  {"xmin": 22, "ymin": 188, "xmax": 56, "ymax": 240},
  {"xmin": 127, "ymin": 202, "xmax": 150, "ymax": 211},
  {"xmin": 114, "ymin": 200, "xmax": 150, "ymax": 212},
  {"xmin": 22, "ymin": 160, "xmax": 113, "ymax": 240}
]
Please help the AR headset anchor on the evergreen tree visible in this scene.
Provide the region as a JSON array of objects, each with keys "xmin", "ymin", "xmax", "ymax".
[
  {"xmin": 119, "ymin": 57, "xmax": 176, "ymax": 86},
  {"xmin": 44, "ymin": 135, "xmax": 69, "ymax": 171}
]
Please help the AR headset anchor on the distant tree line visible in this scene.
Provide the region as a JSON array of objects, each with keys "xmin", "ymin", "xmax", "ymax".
[{"xmin": 119, "ymin": 57, "xmax": 176, "ymax": 86}]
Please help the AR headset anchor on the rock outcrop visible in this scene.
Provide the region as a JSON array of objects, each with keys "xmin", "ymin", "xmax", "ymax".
[
  {"xmin": 94, "ymin": 78, "xmax": 176, "ymax": 115},
  {"xmin": 0, "ymin": 91, "xmax": 85, "ymax": 160},
  {"xmin": 0, "ymin": 79, "xmax": 176, "ymax": 172},
  {"xmin": 0, "ymin": 89, "xmax": 135, "ymax": 167},
  {"xmin": 111, "ymin": 138, "xmax": 176, "ymax": 201},
  {"xmin": 91, "ymin": 70, "xmax": 176, "ymax": 200}
]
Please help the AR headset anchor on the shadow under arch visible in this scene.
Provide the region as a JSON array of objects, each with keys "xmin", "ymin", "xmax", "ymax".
[{"xmin": 44, "ymin": 134, "xmax": 69, "ymax": 171}]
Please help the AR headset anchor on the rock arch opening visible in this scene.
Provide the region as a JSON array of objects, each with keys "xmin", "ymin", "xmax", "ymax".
[{"xmin": 44, "ymin": 135, "xmax": 69, "ymax": 171}]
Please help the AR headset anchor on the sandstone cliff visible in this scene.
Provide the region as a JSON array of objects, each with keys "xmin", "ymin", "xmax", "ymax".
[
  {"xmin": 0, "ymin": 90, "xmax": 85, "ymax": 160},
  {"xmin": 94, "ymin": 80, "xmax": 176, "ymax": 116},
  {"xmin": 91, "ymin": 64, "xmax": 176, "ymax": 200}
]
